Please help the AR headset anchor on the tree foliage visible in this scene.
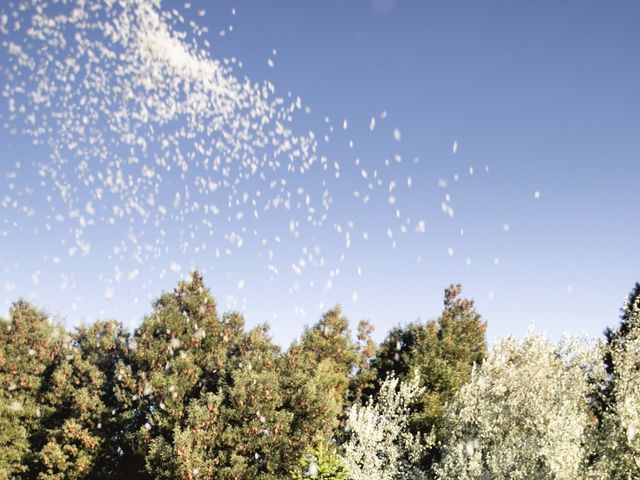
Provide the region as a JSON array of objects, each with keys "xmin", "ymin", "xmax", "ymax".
[
  {"xmin": 291, "ymin": 438, "xmax": 348, "ymax": 480},
  {"xmin": 116, "ymin": 272, "xmax": 298, "ymax": 479},
  {"xmin": 372, "ymin": 284, "xmax": 487, "ymax": 468},
  {"xmin": 1, "ymin": 276, "xmax": 638, "ymax": 480},
  {"xmin": 592, "ymin": 284, "xmax": 640, "ymax": 478},
  {"xmin": 342, "ymin": 373, "xmax": 430, "ymax": 480},
  {"xmin": 0, "ymin": 301, "xmax": 64, "ymax": 479},
  {"xmin": 283, "ymin": 306, "xmax": 360, "ymax": 448},
  {"xmin": 435, "ymin": 334, "xmax": 601, "ymax": 480}
]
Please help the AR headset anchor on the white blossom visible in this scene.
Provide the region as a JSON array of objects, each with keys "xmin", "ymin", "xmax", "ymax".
[
  {"xmin": 435, "ymin": 334, "xmax": 601, "ymax": 480},
  {"xmin": 342, "ymin": 373, "xmax": 431, "ymax": 480}
]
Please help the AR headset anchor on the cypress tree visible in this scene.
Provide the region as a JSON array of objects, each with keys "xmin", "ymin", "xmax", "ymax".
[
  {"xmin": 0, "ymin": 301, "xmax": 64, "ymax": 479},
  {"xmin": 116, "ymin": 271, "xmax": 296, "ymax": 479},
  {"xmin": 283, "ymin": 306, "xmax": 359, "ymax": 453},
  {"xmin": 371, "ymin": 284, "xmax": 487, "ymax": 469}
]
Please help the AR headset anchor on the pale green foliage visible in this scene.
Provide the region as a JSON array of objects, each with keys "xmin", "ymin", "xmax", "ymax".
[
  {"xmin": 291, "ymin": 438, "xmax": 348, "ymax": 480},
  {"xmin": 342, "ymin": 373, "xmax": 431, "ymax": 480},
  {"xmin": 435, "ymin": 334, "xmax": 601, "ymax": 480}
]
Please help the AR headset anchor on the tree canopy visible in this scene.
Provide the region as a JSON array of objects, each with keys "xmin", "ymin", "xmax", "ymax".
[{"xmin": 1, "ymin": 273, "xmax": 637, "ymax": 480}]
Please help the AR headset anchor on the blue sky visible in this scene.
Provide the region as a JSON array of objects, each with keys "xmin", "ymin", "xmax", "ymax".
[{"xmin": 1, "ymin": 0, "xmax": 639, "ymax": 346}]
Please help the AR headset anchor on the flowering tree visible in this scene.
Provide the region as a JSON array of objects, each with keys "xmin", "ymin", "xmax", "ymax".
[
  {"xmin": 435, "ymin": 334, "xmax": 601, "ymax": 480},
  {"xmin": 342, "ymin": 373, "xmax": 430, "ymax": 480}
]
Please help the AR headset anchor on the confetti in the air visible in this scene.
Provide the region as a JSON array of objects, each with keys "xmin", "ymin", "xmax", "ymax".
[{"xmin": 0, "ymin": 0, "xmax": 501, "ymax": 324}]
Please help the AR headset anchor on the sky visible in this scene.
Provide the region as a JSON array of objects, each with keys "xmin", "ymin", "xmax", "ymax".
[{"xmin": 1, "ymin": 0, "xmax": 639, "ymax": 347}]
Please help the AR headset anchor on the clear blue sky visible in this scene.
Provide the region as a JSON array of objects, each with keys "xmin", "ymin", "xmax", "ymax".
[{"xmin": 1, "ymin": 0, "xmax": 639, "ymax": 346}]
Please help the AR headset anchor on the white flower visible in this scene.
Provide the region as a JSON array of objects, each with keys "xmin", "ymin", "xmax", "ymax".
[
  {"xmin": 342, "ymin": 373, "xmax": 430, "ymax": 480},
  {"xmin": 435, "ymin": 334, "xmax": 601, "ymax": 480}
]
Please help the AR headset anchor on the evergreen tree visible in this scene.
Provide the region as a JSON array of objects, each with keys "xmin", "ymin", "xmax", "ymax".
[
  {"xmin": 592, "ymin": 283, "xmax": 640, "ymax": 478},
  {"xmin": 603, "ymin": 282, "xmax": 640, "ymax": 386},
  {"xmin": 283, "ymin": 306, "xmax": 359, "ymax": 454},
  {"xmin": 371, "ymin": 284, "xmax": 487, "ymax": 469},
  {"xmin": 35, "ymin": 329, "xmax": 108, "ymax": 480},
  {"xmin": 117, "ymin": 271, "xmax": 295, "ymax": 479},
  {"xmin": 65, "ymin": 320, "xmax": 131, "ymax": 479},
  {"xmin": 348, "ymin": 319, "xmax": 377, "ymax": 404},
  {"xmin": 0, "ymin": 301, "xmax": 64, "ymax": 479}
]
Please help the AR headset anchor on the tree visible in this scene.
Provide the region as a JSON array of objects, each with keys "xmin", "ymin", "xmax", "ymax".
[
  {"xmin": 342, "ymin": 373, "xmax": 430, "ymax": 480},
  {"xmin": 348, "ymin": 319, "xmax": 377, "ymax": 405},
  {"xmin": 371, "ymin": 284, "xmax": 487, "ymax": 468},
  {"xmin": 0, "ymin": 301, "xmax": 64, "ymax": 479},
  {"xmin": 35, "ymin": 331, "xmax": 107, "ymax": 480},
  {"xmin": 434, "ymin": 334, "xmax": 600, "ymax": 480},
  {"xmin": 0, "ymin": 306, "xmax": 130, "ymax": 480},
  {"xmin": 116, "ymin": 271, "xmax": 295, "ymax": 479},
  {"xmin": 282, "ymin": 307, "xmax": 359, "ymax": 451},
  {"xmin": 592, "ymin": 284, "xmax": 640, "ymax": 478},
  {"xmin": 48, "ymin": 320, "xmax": 131, "ymax": 480}
]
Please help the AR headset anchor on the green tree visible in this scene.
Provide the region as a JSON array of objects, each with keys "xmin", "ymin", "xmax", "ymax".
[
  {"xmin": 0, "ymin": 306, "xmax": 131, "ymax": 480},
  {"xmin": 53, "ymin": 320, "xmax": 131, "ymax": 480},
  {"xmin": 371, "ymin": 284, "xmax": 487, "ymax": 469},
  {"xmin": 348, "ymin": 319, "xmax": 377, "ymax": 404},
  {"xmin": 117, "ymin": 271, "xmax": 295, "ymax": 479},
  {"xmin": 283, "ymin": 306, "xmax": 359, "ymax": 455},
  {"xmin": 592, "ymin": 283, "xmax": 640, "ymax": 478},
  {"xmin": 0, "ymin": 301, "xmax": 64, "ymax": 479},
  {"xmin": 35, "ymin": 336, "xmax": 106, "ymax": 480}
]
